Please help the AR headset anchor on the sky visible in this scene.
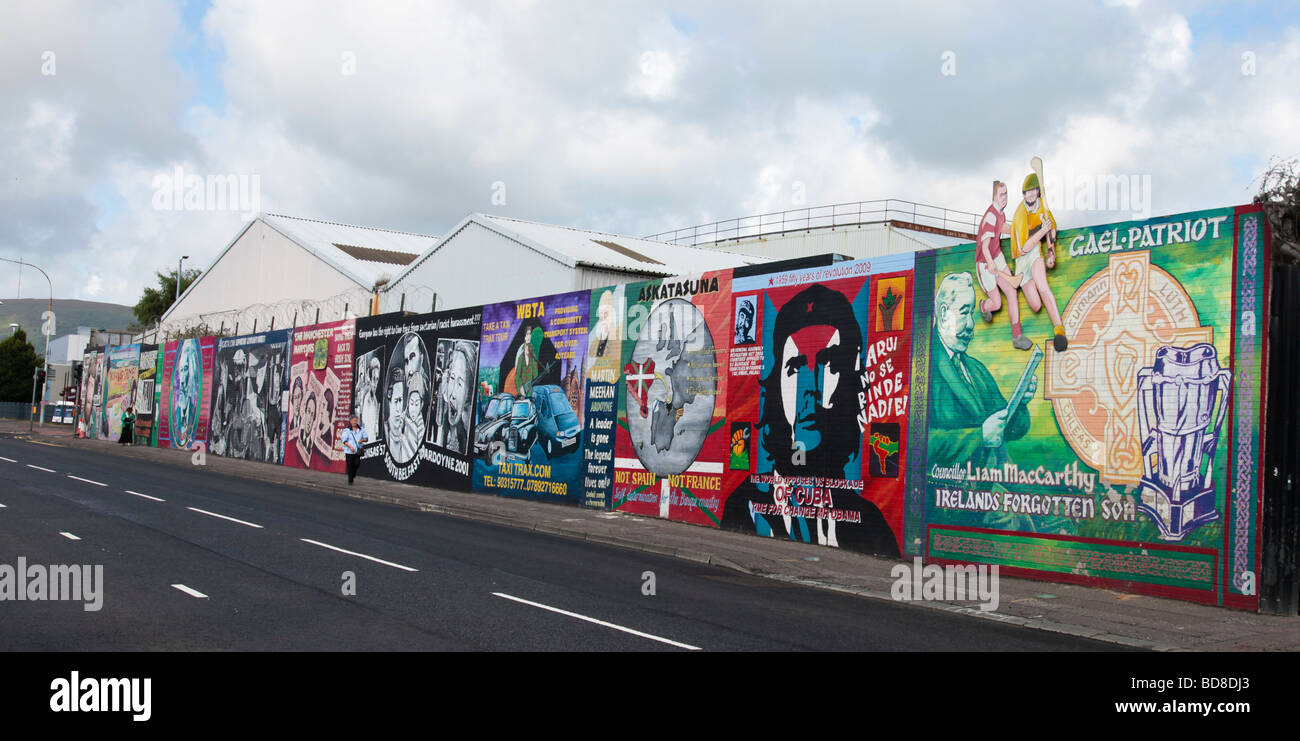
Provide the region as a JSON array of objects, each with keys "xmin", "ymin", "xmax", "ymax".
[{"xmin": 2, "ymin": 0, "xmax": 1298, "ymax": 306}]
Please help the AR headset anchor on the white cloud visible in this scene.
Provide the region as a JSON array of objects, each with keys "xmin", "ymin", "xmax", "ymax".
[{"xmin": 3, "ymin": 0, "xmax": 1300, "ymax": 309}]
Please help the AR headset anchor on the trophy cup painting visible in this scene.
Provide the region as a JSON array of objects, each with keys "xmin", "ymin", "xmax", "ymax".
[{"xmin": 1135, "ymin": 343, "xmax": 1232, "ymax": 541}]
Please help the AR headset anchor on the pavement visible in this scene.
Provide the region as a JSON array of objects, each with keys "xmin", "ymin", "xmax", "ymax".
[{"xmin": 7, "ymin": 419, "xmax": 1297, "ymax": 651}]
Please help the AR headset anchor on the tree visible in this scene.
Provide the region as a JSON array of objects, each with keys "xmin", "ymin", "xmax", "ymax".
[
  {"xmin": 1254, "ymin": 155, "xmax": 1300, "ymax": 263},
  {"xmin": 1254, "ymin": 155, "xmax": 1300, "ymax": 207},
  {"xmin": 133, "ymin": 268, "xmax": 201, "ymax": 327},
  {"xmin": 0, "ymin": 328, "xmax": 41, "ymax": 403}
]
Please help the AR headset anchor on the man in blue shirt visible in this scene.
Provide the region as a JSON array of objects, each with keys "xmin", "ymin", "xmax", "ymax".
[{"xmin": 341, "ymin": 415, "xmax": 369, "ymax": 485}]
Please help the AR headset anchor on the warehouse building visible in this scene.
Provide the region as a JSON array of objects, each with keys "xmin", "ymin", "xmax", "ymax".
[
  {"xmin": 156, "ymin": 213, "xmax": 437, "ymax": 340},
  {"xmin": 376, "ymin": 213, "xmax": 772, "ymax": 313}
]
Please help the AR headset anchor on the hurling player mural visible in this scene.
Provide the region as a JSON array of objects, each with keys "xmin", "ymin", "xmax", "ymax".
[
  {"xmin": 209, "ymin": 331, "xmax": 290, "ymax": 463},
  {"xmin": 918, "ymin": 203, "xmax": 1265, "ymax": 606},
  {"xmin": 353, "ymin": 307, "xmax": 482, "ymax": 488},
  {"xmin": 474, "ymin": 290, "xmax": 588, "ymax": 504},
  {"xmin": 721, "ymin": 258, "xmax": 910, "ymax": 556}
]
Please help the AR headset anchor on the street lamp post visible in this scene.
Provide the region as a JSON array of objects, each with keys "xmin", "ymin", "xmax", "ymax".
[
  {"xmin": 1, "ymin": 257, "xmax": 54, "ymax": 430},
  {"xmin": 176, "ymin": 255, "xmax": 189, "ymax": 301}
]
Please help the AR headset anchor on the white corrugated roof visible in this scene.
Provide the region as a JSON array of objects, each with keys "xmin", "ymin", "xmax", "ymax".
[
  {"xmin": 261, "ymin": 213, "xmax": 437, "ymax": 287},
  {"xmin": 390, "ymin": 213, "xmax": 769, "ymax": 286},
  {"xmin": 477, "ymin": 214, "xmax": 771, "ymax": 274}
]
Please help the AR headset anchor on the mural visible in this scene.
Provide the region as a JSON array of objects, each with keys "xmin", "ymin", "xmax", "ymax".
[
  {"xmin": 353, "ymin": 307, "xmax": 482, "ymax": 488},
  {"xmin": 474, "ymin": 290, "xmax": 587, "ymax": 503},
  {"xmin": 77, "ymin": 350, "xmax": 101, "ymax": 438},
  {"xmin": 580, "ymin": 285, "xmax": 625, "ymax": 509},
  {"xmin": 611, "ymin": 273, "xmax": 734, "ymax": 525},
  {"xmin": 285, "ymin": 320, "xmax": 355, "ymax": 473},
  {"xmin": 721, "ymin": 259, "xmax": 910, "ymax": 555},
  {"xmin": 159, "ymin": 337, "xmax": 215, "ymax": 450},
  {"xmin": 103, "ymin": 344, "xmax": 140, "ymax": 442},
  {"xmin": 209, "ymin": 331, "xmax": 290, "ymax": 463},
  {"xmin": 918, "ymin": 204, "xmax": 1260, "ymax": 605},
  {"xmin": 134, "ymin": 345, "xmax": 159, "ymax": 445},
  {"xmin": 70, "ymin": 199, "xmax": 1267, "ymax": 610}
]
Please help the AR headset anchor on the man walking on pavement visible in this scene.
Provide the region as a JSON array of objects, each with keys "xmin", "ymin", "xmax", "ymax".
[{"xmin": 342, "ymin": 415, "xmax": 368, "ymax": 485}]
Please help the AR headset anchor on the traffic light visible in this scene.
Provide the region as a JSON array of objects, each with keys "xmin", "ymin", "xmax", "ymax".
[{"xmin": 36, "ymin": 368, "xmax": 46, "ymax": 389}]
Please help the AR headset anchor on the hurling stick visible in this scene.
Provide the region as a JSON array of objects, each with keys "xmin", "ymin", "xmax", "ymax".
[{"xmin": 1030, "ymin": 156, "xmax": 1056, "ymax": 268}]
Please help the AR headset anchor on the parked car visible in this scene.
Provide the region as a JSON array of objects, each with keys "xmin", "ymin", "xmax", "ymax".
[
  {"xmin": 473, "ymin": 392, "xmax": 516, "ymax": 462},
  {"xmin": 503, "ymin": 397, "xmax": 538, "ymax": 461},
  {"xmin": 529, "ymin": 385, "xmax": 581, "ymax": 457}
]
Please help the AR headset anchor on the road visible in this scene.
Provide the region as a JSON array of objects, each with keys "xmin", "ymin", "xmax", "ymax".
[{"xmin": 0, "ymin": 434, "xmax": 1129, "ymax": 651}]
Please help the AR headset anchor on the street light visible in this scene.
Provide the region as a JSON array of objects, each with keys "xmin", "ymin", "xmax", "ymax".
[
  {"xmin": 176, "ymin": 255, "xmax": 189, "ymax": 302},
  {"xmin": 0, "ymin": 257, "xmax": 53, "ymax": 430}
]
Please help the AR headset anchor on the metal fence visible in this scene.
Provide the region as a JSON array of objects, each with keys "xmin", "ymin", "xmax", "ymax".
[
  {"xmin": 0, "ymin": 401, "xmax": 75, "ymax": 423},
  {"xmin": 645, "ymin": 198, "xmax": 981, "ymax": 247}
]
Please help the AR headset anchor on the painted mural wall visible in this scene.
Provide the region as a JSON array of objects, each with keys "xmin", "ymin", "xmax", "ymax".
[
  {"xmin": 78, "ymin": 350, "xmax": 101, "ymax": 438},
  {"xmin": 285, "ymin": 320, "xmax": 355, "ymax": 474},
  {"xmin": 88, "ymin": 203, "xmax": 1267, "ymax": 610},
  {"xmin": 134, "ymin": 345, "xmax": 159, "ymax": 445},
  {"xmin": 158, "ymin": 337, "xmax": 216, "ymax": 451},
  {"xmin": 721, "ymin": 257, "xmax": 913, "ymax": 556},
  {"xmin": 103, "ymin": 344, "xmax": 141, "ymax": 442},
  {"xmin": 474, "ymin": 290, "xmax": 588, "ymax": 504},
  {"xmin": 208, "ymin": 331, "xmax": 291, "ymax": 463},
  {"xmin": 353, "ymin": 307, "xmax": 482, "ymax": 488},
  {"xmin": 907, "ymin": 205, "xmax": 1267, "ymax": 608}
]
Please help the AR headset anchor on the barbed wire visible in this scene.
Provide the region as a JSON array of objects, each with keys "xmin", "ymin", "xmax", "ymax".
[{"xmin": 139, "ymin": 282, "xmax": 444, "ymax": 344}]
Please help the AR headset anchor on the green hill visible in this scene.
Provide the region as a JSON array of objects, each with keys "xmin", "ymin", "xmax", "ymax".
[{"xmin": 0, "ymin": 298, "xmax": 137, "ymax": 341}]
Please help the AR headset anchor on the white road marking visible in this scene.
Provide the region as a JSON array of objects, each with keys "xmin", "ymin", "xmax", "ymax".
[
  {"xmin": 125, "ymin": 490, "xmax": 165, "ymax": 502},
  {"xmin": 171, "ymin": 584, "xmax": 208, "ymax": 599},
  {"xmin": 26, "ymin": 464, "xmax": 55, "ymax": 473},
  {"xmin": 491, "ymin": 592, "xmax": 702, "ymax": 651},
  {"xmin": 299, "ymin": 538, "xmax": 418, "ymax": 572},
  {"xmin": 67, "ymin": 475, "xmax": 107, "ymax": 487},
  {"xmin": 59, "ymin": 532, "xmax": 80, "ymax": 541},
  {"xmin": 186, "ymin": 507, "xmax": 263, "ymax": 529},
  {"xmin": 0, "ymin": 456, "xmax": 16, "ymax": 462},
  {"xmin": 0, "ymin": 503, "xmax": 6, "ymax": 508}
]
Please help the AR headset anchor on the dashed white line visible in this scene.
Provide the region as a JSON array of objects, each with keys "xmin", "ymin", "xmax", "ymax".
[
  {"xmin": 186, "ymin": 507, "xmax": 263, "ymax": 529},
  {"xmin": 67, "ymin": 475, "xmax": 107, "ymax": 487},
  {"xmin": 59, "ymin": 532, "xmax": 81, "ymax": 541},
  {"xmin": 491, "ymin": 592, "xmax": 702, "ymax": 651},
  {"xmin": 0, "ymin": 503, "xmax": 6, "ymax": 508},
  {"xmin": 125, "ymin": 490, "xmax": 165, "ymax": 502},
  {"xmin": 299, "ymin": 538, "xmax": 418, "ymax": 572},
  {"xmin": 171, "ymin": 584, "xmax": 208, "ymax": 599},
  {"xmin": 26, "ymin": 464, "xmax": 55, "ymax": 473},
  {"xmin": 0, "ymin": 456, "xmax": 16, "ymax": 462}
]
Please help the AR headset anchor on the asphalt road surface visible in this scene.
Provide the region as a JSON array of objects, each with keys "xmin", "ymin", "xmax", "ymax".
[{"xmin": 0, "ymin": 435, "xmax": 1129, "ymax": 651}]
